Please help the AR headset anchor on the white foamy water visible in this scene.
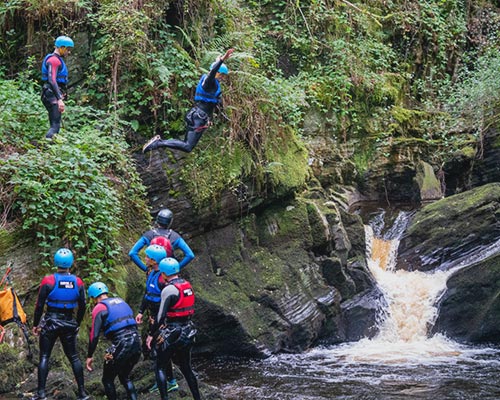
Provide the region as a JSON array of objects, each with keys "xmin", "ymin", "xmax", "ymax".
[
  {"xmin": 319, "ymin": 216, "xmax": 499, "ymax": 365},
  {"xmin": 198, "ymin": 210, "xmax": 500, "ymax": 399}
]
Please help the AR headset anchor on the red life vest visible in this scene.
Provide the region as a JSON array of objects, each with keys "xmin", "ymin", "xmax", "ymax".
[{"xmin": 167, "ymin": 281, "xmax": 195, "ymax": 318}]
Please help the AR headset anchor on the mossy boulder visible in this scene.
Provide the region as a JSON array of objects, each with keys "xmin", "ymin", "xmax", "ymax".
[
  {"xmin": 396, "ymin": 182, "xmax": 500, "ymax": 271},
  {"xmin": 414, "ymin": 160, "xmax": 443, "ymax": 202},
  {"xmin": 431, "ymin": 253, "xmax": 500, "ymax": 344},
  {"xmin": 187, "ymin": 201, "xmax": 339, "ymax": 356},
  {"xmin": 0, "ymin": 343, "xmax": 33, "ymax": 393}
]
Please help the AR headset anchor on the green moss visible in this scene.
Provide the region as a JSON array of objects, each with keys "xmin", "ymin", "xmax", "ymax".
[
  {"xmin": 264, "ymin": 131, "xmax": 309, "ymax": 196},
  {"xmin": 460, "ymin": 146, "xmax": 477, "ymax": 159},
  {"xmin": 408, "ymin": 182, "xmax": 500, "ymax": 239},
  {"xmin": 256, "ymin": 200, "xmax": 313, "ymax": 249},
  {"xmin": 0, "ymin": 343, "xmax": 33, "ymax": 392},
  {"xmin": 415, "ymin": 161, "xmax": 440, "ymax": 194},
  {"xmin": 180, "ymin": 137, "xmax": 254, "ymax": 210}
]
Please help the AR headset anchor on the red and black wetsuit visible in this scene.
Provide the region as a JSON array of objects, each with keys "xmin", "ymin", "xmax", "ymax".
[
  {"xmin": 40, "ymin": 53, "xmax": 68, "ymax": 138},
  {"xmin": 33, "ymin": 271, "xmax": 86, "ymax": 399},
  {"xmin": 88, "ymin": 297, "xmax": 141, "ymax": 400},
  {"xmin": 152, "ymin": 278, "xmax": 200, "ymax": 400}
]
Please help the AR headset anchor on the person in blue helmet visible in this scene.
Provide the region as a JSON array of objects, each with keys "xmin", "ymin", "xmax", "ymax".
[
  {"xmin": 41, "ymin": 35, "xmax": 74, "ymax": 139},
  {"xmin": 142, "ymin": 48, "xmax": 235, "ymax": 153},
  {"xmin": 31, "ymin": 248, "xmax": 88, "ymax": 400},
  {"xmin": 147, "ymin": 258, "xmax": 200, "ymax": 400},
  {"xmin": 129, "ymin": 208, "xmax": 194, "ymax": 273},
  {"xmin": 86, "ymin": 282, "xmax": 141, "ymax": 400},
  {"xmin": 135, "ymin": 244, "xmax": 179, "ymax": 393}
]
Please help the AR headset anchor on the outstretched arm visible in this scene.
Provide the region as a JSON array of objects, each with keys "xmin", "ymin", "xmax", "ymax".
[
  {"xmin": 202, "ymin": 48, "xmax": 235, "ymax": 91},
  {"xmin": 129, "ymin": 236, "xmax": 149, "ymax": 271}
]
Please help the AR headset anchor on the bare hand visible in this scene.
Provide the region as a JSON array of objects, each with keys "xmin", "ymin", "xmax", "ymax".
[
  {"xmin": 57, "ymin": 99, "xmax": 65, "ymax": 113},
  {"xmin": 86, "ymin": 357, "xmax": 93, "ymax": 372},
  {"xmin": 32, "ymin": 326, "xmax": 41, "ymax": 336},
  {"xmin": 135, "ymin": 313, "xmax": 143, "ymax": 324},
  {"xmin": 222, "ymin": 48, "xmax": 235, "ymax": 61},
  {"xmin": 146, "ymin": 335, "xmax": 153, "ymax": 350}
]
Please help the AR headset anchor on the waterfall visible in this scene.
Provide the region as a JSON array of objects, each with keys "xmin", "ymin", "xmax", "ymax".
[{"xmin": 328, "ymin": 211, "xmax": 474, "ymax": 363}]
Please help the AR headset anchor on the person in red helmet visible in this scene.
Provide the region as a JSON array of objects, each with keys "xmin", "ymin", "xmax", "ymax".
[
  {"xmin": 142, "ymin": 48, "xmax": 234, "ymax": 153},
  {"xmin": 31, "ymin": 248, "xmax": 88, "ymax": 400},
  {"xmin": 41, "ymin": 35, "xmax": 74, "ymax": 139}
]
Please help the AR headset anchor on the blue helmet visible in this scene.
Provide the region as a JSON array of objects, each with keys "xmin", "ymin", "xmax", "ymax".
[
  {"xmin": 55, "ymin": 36, "xmax": 74, "ymax": 48},
  {"xmin": 210, "ymin": 62, "xmax": 229, "ymax": 75},
  {"xmin": 54, "ymin": 248, "xmax": 74, "ymax": 268},
  {"xmin": 159, "ymin": 257, "xmax": 180, "ymax": 276},
  {"xmin": 88, "ymin": 282, "xmax": 109, "ymax": 298},
  {"xmin": 145, "ymin": 244, "xmax": 167, "ymax": 264}
]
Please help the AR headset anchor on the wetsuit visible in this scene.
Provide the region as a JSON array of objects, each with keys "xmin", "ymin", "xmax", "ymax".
[
  {"xmin": 138, "ymin": 269, "xmax": 166, "ymax": 331},
  {"xmin": 88, "ymin": 297, "xmax": 141, "ymax": 400},
  {"xmin": 41, "ymin": 53, "xmax": 68, "ymax": 138},
  {"xmin": 128, "ymin": 227, "xmax": 195, "ymax": 272},
  {"xmin": 152, "ymin": 278, "xmax": 200, "ymax": 400},
  {"xmin": 149, "ymin": 58, "xmax": 226, "ymax": 153},
  {"xmin": 33, "ymin": 271, "xmax": 86, "ymax": 399},
  {"xmin": 136, "ymin": 268, "xmax": 177, "ymax": 384}
]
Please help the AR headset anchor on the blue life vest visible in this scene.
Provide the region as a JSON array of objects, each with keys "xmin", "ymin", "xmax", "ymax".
[
  {"xmin": 194, "ymin": 75, "xmax": 221, "ymax": 103},
  {"xmin": 145, "ymin": 270, "xmax": 162, "ymax": 303},
  {"xmin": 46, "ymin": 273, "xmax": 79, "ymax": 309},
  {"xmin": 101, "ymin": 297, "xmax": 136, "ymax": 336},
  {"xmin": 41, "ymin": 53, "xmax": 69, "ymax": 84}
]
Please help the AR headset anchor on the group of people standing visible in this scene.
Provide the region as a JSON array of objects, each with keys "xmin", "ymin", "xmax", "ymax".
[
  {"xmin": 42, "ymin": 35, "xmax": 233, "ymax": 155},
  {"xmin": 31, "ymin": 208, "xmax": 200, "ymax": 400},
  {"xmin": 32, "ymin": 33, "xmax": 233, "ymax": 400}
]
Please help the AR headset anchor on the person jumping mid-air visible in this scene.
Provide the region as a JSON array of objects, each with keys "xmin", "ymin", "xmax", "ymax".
[{"xmin": 143, "ymin": 48, "xmax": 234, "ymax": 153}]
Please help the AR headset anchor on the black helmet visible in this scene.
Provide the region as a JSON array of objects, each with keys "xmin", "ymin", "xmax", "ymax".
[{"xmin": 156, "ymin": 208, "xmax": 173, "ymax": 227}]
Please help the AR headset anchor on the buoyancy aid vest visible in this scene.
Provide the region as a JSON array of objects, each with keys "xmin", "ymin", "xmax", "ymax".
[
  {"xmin": 41, "ymin": 53, "xmax": 69, "ymax": 84},
  {"xmin": 145, "ymin": 270, "xmax": 162, "ymax": 303},
  {"xmin": 46, "ymin": 273, "xmax": 79, "ymax": 309},
  {"xmin": 167, "ymin": 281, "xmax": 195, "ymax": 319},
  {"xmin": 101, "ymin": 297, "xmax": 136, "ymax": 336},
  {"xmin": 194, "ymin": 75, "xmax": 221, "ymax": 104}
]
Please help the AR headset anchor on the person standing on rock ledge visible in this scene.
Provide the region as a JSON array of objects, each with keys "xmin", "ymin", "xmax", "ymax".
[
  {"xmin": 41, "ymin": 36, "xmax": 74, "ymax": 139},
  {"xmin": 142, "ymin": 48, "xmax": 235, "ymax": 153},
  {"xmin": 31, "ymin": 248, "xmax": 88, "ymax": 400}
]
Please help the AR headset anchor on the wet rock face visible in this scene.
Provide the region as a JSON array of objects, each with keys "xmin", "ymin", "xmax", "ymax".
[
  {"xmin": 339, "ymin": 287, "xmax": 385, "ymax": 341},
  {"xmin": 187, "ymin": 202, "xmax": 345, "ymax": 357},
  {"xmin": 395, "ymin": 182, "xmax": 500, "ymax": 272},
  {"xmin": 444, "ymin": 128, "xmax": 500, "ymax": 195},
  {"xmin": 431, "ymin": 253, "xmax": 500, "ymax": 344}
]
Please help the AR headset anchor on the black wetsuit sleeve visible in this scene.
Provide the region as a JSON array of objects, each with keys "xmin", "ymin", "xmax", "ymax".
[
  {"xmin": 139, "ymin": 293, "xmax": 148, "ymax": 315},
  {"xmin": 88, "ymin": 306, "xmax": 107, "ymax": 357},
  {"xmin": 76, "ymin": 283, "xmax": 86, "ymax": 325},
  {"xmin": 202, "ymin": 58, "xmax": 224, "ymax": 92},
  {"xmin": 46, "ymin": 58, "xmax": 64, "ymax": 100},
  {"xmin": 151, "ymin": 285, "xmax": 179, "ymax": 334},
  {"xmin": 33, "ymin": 282, "xmax": 51, "ymax": 327}
]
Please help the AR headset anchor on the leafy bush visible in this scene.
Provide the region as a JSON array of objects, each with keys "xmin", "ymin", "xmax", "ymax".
[
  {"xmin": 0, "ymin": 78, "xmax": 46, "ymax": 147},
  {"xmin": 0, "ymin": 78, "xmax": 149, "ymax": 279}
]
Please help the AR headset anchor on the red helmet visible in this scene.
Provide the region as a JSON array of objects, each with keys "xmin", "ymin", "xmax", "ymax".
[{"xmin": 151, "ymin": 236, "xmax": 173, "ymax": 257}]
